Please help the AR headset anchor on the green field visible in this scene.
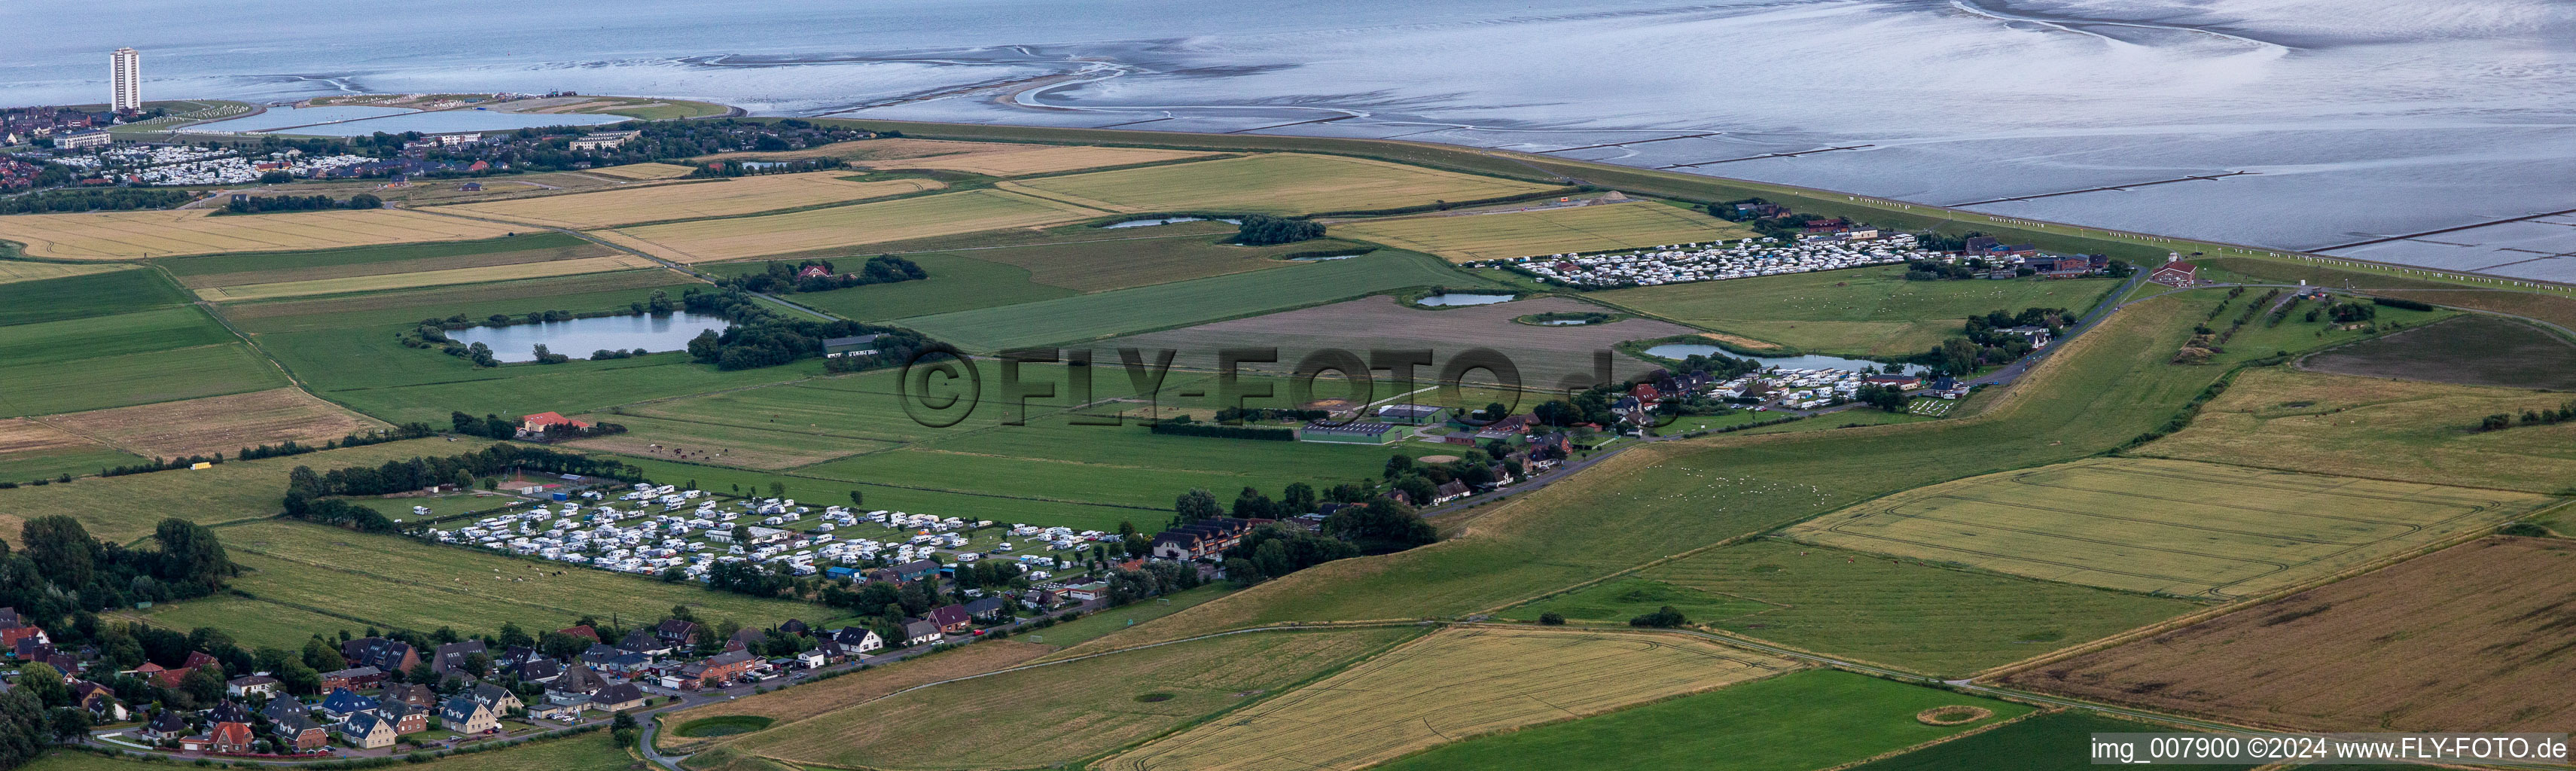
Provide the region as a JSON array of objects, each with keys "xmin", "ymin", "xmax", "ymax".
[
  {"xmin": 709, "ymin": 251, "xmax": 1078, "ymax": 322},
  {"xmin": 1335, "ymin": 200, "xmax": 1749, "ymax": 263},
  {"xmin": 727, "ymin": 626, "xmax": 1421, "ymax": 771},
  {"xmin": 897, "ymin": 249, "xmax": 1492, "ymax": 351},
  {"xmin": 997, "ymin": 153, "xmax": 1559, "ymax": 216},
  {"xmin": 0, "ymin": 306, "xmax": 238, "ymax": 367},
  {"xmin": 126, "ymin": 593, "xmax": 372, "ymax": 650},
  {"xmin": 1785, "ymin": 457, "xmax": 2556, "ymax": 599},
  {"xmin": 0, "ymin": 431, "xmax": 145, "ymax": 486},
  {"xmin": 27, "ymin": 734, "xmax": 635, "ymax": 771},
  {"xmin": 0, "ymin": 341, "xmax": 289, "ymax": 417},
  {"xmin": 2139, "ymin": 367, "xmax": 2576, "ymax": 495},
  {"xmin": 0, "ymin": 269, "xmax": 194, "ymax": 327},
  {"xmin": 1847, "ymin": 712, "xmax": 2257, "ymax": 771},
  {"xmin": 157, "ymin": 232, "xmax": 598, "ymax": 280},
  {"xmin": 213, "ymin": 519, "xmax": 823, "ymax": 638},
  {"xmin": 220, "ymin": 269, "xmax": 703, "ymax": 334},
  {"xmin": 1594, "ymin": 267, "xmax": 2119, "ymax": 356},
  {"xmin": 0, "ymin": 269, "xmax": 285, "ymax": 416},
  {"xmin": 1373, "ymin": 669, "xmax": 2030, "ymax": 771},
  {"xmin": 1639, "ymin": 540, "xmax": 2194, "ymax": 675},
  {"xmin": 0, "ymin": 437, "xmax": 498, "ymax": 544},
  {"xmin": 1498, "ymin": 577, "xmax": 1774, "ymax": 627},
  {"xmin": 931, "ymin": 234, "xmax": 1368, "ymax": 293},
  {"xmin": 1024, "ymin": 584, "xmax": 1236, "ymax": 649}
]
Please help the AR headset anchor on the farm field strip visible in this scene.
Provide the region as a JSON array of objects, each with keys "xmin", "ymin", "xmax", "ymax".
[
  {"xmin": 1786, "ymin": 457, "xmax": 2558, "ymax": 599},
  {"xmin": 584, "ymin": 162, "xmax": 697, "ymax": 180},
  {"xmin": 661, "ymin": 641, "xmax": 1054, "ymax": 727},
  {"xmin": 434, "ymin": 173, "xmax": 944, "ymax": 229},
  {"xmin": 169, "ymin": 236, "xmax": 618, "ymax": 288},
  {"xmin": 2136, "ymin": 367, "xmax": 2576, "ymax": 494},
  {"xmin": 562, "ymin": 412, "xmax": 901, "ymax": 470},
  {"xmin": 841, "ymin": 139, "xmax": 1220, "ymax": 176},
  {"xmin": 1593, "ymin": 267, "xmax": 2117, "ymax": 357},
  {"xmin": 0, "ymin": 261, "xmax": 136, "ymax": 285},
  {"xmin": 219, "ymin": 269, "xmax": 701, "ymax": 332},
  {"xmin": 0, "ymin": 437, "xmax": 498, "ymax": 544},
  {"xmin": 0, "ymin": 209, "xmax": 520, "ymax": 260},
  {"xmin": 0, "ymin": 418, "xmax": 140, "ymax": 483},
  {"xmin": 0, "ymin": 305, "xmax": 237, "ymax": 367},
  {"xmin": 1105, "ymin": 294, "xmax": 1686, "ymax": 386},
  {"xmin": 2000, "ymin": 537, "xmax": 2576, "ymax": 734},
  {"xmin": 996, "ymin": 154, "xmax": 1561, "ymax": 216},
  {"xmin": 0, "ymin": 342, "xmax": 291, "ymax": 419},
  {"xmin": 35, "ymin": 387, "xmax": 385, "ymax": 459},
  {"xmin": 895, "ymin": 250, "xmax": 1492, "ymax": 352},
  {"xmin": 602, "ymin": 189, "xmax": 1107, "ymax": 264},
  {"xmin": 193, "ymin": 254, "xmax": 660, "ymax": 301},
  {"xmin": 1334, "ymin": 200, "xmax": 1751, "ymax": 263},
  {"xmin": 1103, "ymin": 626, "xmax": 1794, "ymax": 771}
]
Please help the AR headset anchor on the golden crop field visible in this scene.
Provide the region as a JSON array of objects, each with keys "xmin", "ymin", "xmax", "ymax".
[
  {"xmin": 602, "ymin": 189, "xmax": 1105, "ymax": 263},
  {"xmin": 40, "ymin": 388, "xmax": 383, "ymax": 459},
  {"xmin": 0, "ymin": 261, "xmax": 136, "ymax": 285},
  {"xmin": 2139, "ymin": 367, "xmax": 2576, "ymax": 494},
  {"xmin": 194, "ymin": 254, "xmax": 660, "ymax": 301},
  {"xmin": 1103, "ymin": 627, "xmax": 1794, "ymax": 771},
  {"xmin": 587, "ymin": 162, "xmax": 698, "ymax": 180},
  {"xmin": 1334, "ymin": 200, "xmax": 1751, "ymax": 262},
  {"xmin": 997, "ymin": 153, "xmax": 1559, "ymax": 215},
  {"xmin": 730, "ymin": 627, "xmax": 1420, "ymax": 771},
  {"xmin": 434, "ymin": 173, "xmax": 944, "ymax": 229},
  {"xmin": 1786, "ymin": 457, "xmax": 2558, "ymax": 599},
  {"xmin": 0, "ymin": 209, "xmax": 520, "ymax": 260},
  {"xmin": 847, "ymin": 139, "xmax": 1218, "ymax": 177}
]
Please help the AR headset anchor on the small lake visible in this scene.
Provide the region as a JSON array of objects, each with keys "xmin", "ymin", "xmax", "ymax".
[
  {"xmin": 1102, "ymin": 216, "xmax": 1240, "ymax": 229},
  {"xmin": 1415, "ymin": 293, "xmax": 1515, "ymax": 307},
  {"xmin": 450, "ymin": 312, "xmax": 732, "ymax": 363},
  {"xmin": 1643, "ymin": 344, "xmax": 1928, "ymax": 375}
]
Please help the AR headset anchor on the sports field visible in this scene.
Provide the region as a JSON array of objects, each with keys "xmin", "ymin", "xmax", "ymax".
[
  {"xmin": 586, "ymin": 161, "xmax": 698, "ymax": 180},
  {"xmin": 2139, "ymin": 367, "xmax": 2576, "ymax": 494},
  {"xmin": 436, "ymin": 173, "xmax": 943, "ymax": 229},
  {"xmin": 38, "ymin": 388, "xmax": 383, "ymax": 459},
  {"xmin": 194, "ymin": 254, "xmax": 661, "ymax": 301},
  {"xmin": 1104, "ymin": 627, "xmax": 1792, "ymax": 771},
  {"xmin": 1594, "ymin": 267, "xmax": 2117, "ymax": 356},
  {"xmin": 1370, "ymin": 669, "xmax": 2030, "ymax": 771},
  {"xmin": 997, "ymin": 154, "xmax": 1559, "ymax": 215},
  {"xmin": 896, "ymin": 249, "xmax": 1491, "ymax": 351},
  {"xmin": 0, "ymin": 209, "xmax": 520, "ymax": 260},
  {"xmin": 1334, "ymin": 201, "xmax": 1748, "ymax": 262},
  {"xmin": 727, "ymin": 627, "xmax": 1421, "ymax": 771},
  {"xmin": 600, "ymin": 189, "xmax": 1105, "ymax": 263},
  {"xmin": 2002, "ymin": 537, "xmax": 2576, "ymax": 734},
  {"xmin": 843, "ymin": 139, "xmax": 1218, "ymax": 176},
  {"xmin": 1785, "ymin": 457, "xmax": 2557, "ymax": 599},
  {"xmin": 0, "ymin": 260, "xmax": 134, "ymax": 285},
  {"xmin": 166, "ymin": 233, "xmax": 619, "ymax": 289}
]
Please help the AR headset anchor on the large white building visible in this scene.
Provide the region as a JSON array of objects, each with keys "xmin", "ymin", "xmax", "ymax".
[{"xmin": 110, "ymin": 47, "xmax": 142, "ymax": 114}]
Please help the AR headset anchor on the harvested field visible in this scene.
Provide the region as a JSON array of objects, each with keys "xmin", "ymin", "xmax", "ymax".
[
  {"xmin": 2300, "ymin": 314, "xmax": 2576, "ymax": 391},
  {"xmin": 39, "ymin": 388, "xmax": 384, "ymax": 459},
  {"xmin": 168, "ymin": 233, "xmax": 617, "ymax": 288},
  {"xmin": 0, "ymin": 209, "xmax": 519, "ymax": 260},
  {"xmin": 0, "ymin": 419, "xmax": 111, "ymax": 458},
  {"xmin": 602, "ymin": 189, "xmax": 1104, "ymax": 263},
  {"xmin": 729, "ymin": 627, "xmax": 1420, "ymax": 771},
  {"xmin": 1785, "ymin": 457, "xmax": 2557, "ymax": 599},
  {"xmin": 1335, "ymin": 201, "xmax": 1749, "ymax": 262},
  {"xmin": 0, "ymin": 261, "xmax": 134, "ymax": 285},
  {"xmin": 0, "ymin": 419, "xmax": 135, "ymax": 483},
  {"xmin": 2139, "ymin": 367, "xmax": 2576, "ymax": 494},
  {"xmin": 2001, "ymin": 537, "xmax": 2576, "ymax": 734},
  {"xmin": 841, "ymin": 139, "xmax": 1218, "ymax": 176},
  {"xmin": 997, "ymin": 154, "xmax": 1559, "ymax": 216},
  {"xmin": 1103, "ymin": 627, "xmax": 1793, "ymax": 771},
  {"xmin": 1107, "ymin": 295, "xmax": 1687, "ymax": 386},
  {"xmin": 660, "ymin": 641, "xmax": 1050, "ymax": 727},
  {"xmin": 587, "ymin": 162, "xmax": 697, "ymax": 180},
  {"xmin": 194, "ymin": 254, "xmax": 660, "ymax": 301},
  {"xmin": 435, "ymin": 173, "xmax": 944, "ymax": 229}
]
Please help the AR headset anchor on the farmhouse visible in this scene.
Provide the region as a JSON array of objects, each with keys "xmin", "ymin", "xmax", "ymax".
[
  {"xmin": 2148, "ymin": 261, "xmax": 2200, "ymax": 288},
  {"xmin": 521, "ymin": 411, "xmax": 594, "ymax": 434},
  {"xmin": 1149, "ymin": 517, "xmax": 1264, "ymax": 561}
]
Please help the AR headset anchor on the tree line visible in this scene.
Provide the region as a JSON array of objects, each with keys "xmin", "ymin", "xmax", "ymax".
[
  {"xmin": 715, "ymin": 255, "xmax": 927, "ymax": 295},
  {"xmin": 678, "ymin": 287, "xmax": 937, "ymax": 371},
  {"xmin": 222, "ymin": 193, "xmax": 381, "ymax": 214},
  {"xmin": 280, "ymin": 445, "xmax": 644, "ymax": 532},
  {"xmin": 0, "ymin": 187, "xmax": 196, "ymax": 214}
]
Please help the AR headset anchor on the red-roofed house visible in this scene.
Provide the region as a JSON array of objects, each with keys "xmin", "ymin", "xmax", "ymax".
[
  {"xmin": 521, "ymin": 412, "xmax": 593, "ymax": 433},
  {"xmin": 181, "ymin": 721, "xmax": 255, "ymax": 754},
  {"xmin": 556, "ymin": 625, "xmax": 600, "ymax": 643},
  {"xmin": 2148, "ymin": 262, "xmax": 2199, "ymax": 288},
  {"xmin": 0, "ymin": 626, "xmax": 45, "ymax": 649}
]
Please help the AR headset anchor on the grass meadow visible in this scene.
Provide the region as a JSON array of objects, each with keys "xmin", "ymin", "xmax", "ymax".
[
  {"xmin": 1104, "ymin": 627, "xmax": 1792, "ymax": 771},
  {"xmin": 0, "ymin": 437, "xmax": 495, "ymax": 544},
  {"xmin": 194, "ymin": 254, "xmax": 660, "ymax": 302},
  {"xmin": 727, "ymin": 627, "xmax": 1421, "ymax": 771},
  {"xmin": 0, "ymin": 340, "xmax": 288, "ymax": 417},
  {"xmin": 895, "ymin": 248, "xmax": 1492, "ymax": 351},
  {"xmin": 995, "ymin": 154, "xmax": 1558, "ymax": 215},
  {"xmin": 1595, "ymin": 267, "xmax": 2120, "ymax": 356},
  {"xmin": 924, "ymin": 234, "xmax": 1370, "ymax": 294},
  {"xmin": 158, "ymin": 232, "xmax": 609, "ymax": 286},
  {"xmin": 1370, "ymin": 669, "xmax": 2032, "ymax": 771},
  {"xmin": 0, "ymin": 419, "xmax": 142, "ymax": 483},
  {"xmin": 2139, "ymin": 367, "xmax": 2576, "ymax": 494},
  {"xmin": 1846, "ymin": 712, "xmax": 2257, "ymax": 771},
  {"xmin": 0, "ymin": 268, "xmax": 194, "ymax": 326},
  {"xmin": 1335, "ymin": 200, "xmax": 1749, "ymax": 263},
  {"xmin": 704, "ymin": 252, "xmax": 1078, "ymax": 322}
]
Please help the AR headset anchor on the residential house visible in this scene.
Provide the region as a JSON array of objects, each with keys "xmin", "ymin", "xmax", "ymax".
[
  {"xmin": 901, "ymin": 618, "xmax": 944, "ymax": 646},
  {"xmin": 526, "ymin": 702, "xmax": 583, "ymax": 722},
  {"xmin": 320, "ymin": 688, "xmax": 379, "ymax": 720},
  {"xmin": 1146, "ymin": 517, "xmax": 1264, "ymax": 561},
  {"xmin": 383, "ymin": 682, "xmax": 438, "ymax": 710},
  {"xmin": 616, "ymin": 629, "xmax": 672, "ymax": 658},
  {"xmin": 829, "ymin": 626, "xmax": 883, "ymax": 657},
  {"xmin": 554, "ymin": 625, "xmax": 600, "ymax": 644},
  {"xmin": 470, "ymin": 682, "xmax": 523, "ymax": 715},
  {"xmin": 961, "ymin": 596, "xmax": 1011, "ymax": 621},
  {"xmin": 793, "ymin": 649, "xmax": 825, "ymax": 669},
  {"xmin": 0, "ymin": 625, "xmax": 46, "ymax": 650},
  {"xmin": 341, "ymin": 637, "xmax": 419, "ymax": 675},
  {"xmin": 207, "ymin": 701, "xmax": 255, "ymax": 726},
  {"xmin": 654, "ymin": 618, "xmax": 702, "ymax": 648},
  {"xmin": 2148, "ymin": 261, "xmax": 2200, "ymax": 288},
  {"xmin": 508, "ymin": 656, "xmax": 561, "ymax": 684},
  {"xmin": 318, "ymin": 666, "xmax": 383, "ymax": 692},
  {"xmin": 142, "ymin": 709, "xmax": 190, "ymax": 742},
  {"xmin": 1062, "ymin": 583, "xmax": 1108, "ymax": 602},
  {"xmin": 224, "ymin": 675, "xmax": 279, "ymax": 698},
  {"xmin": 260, "ymin": 699, "xmax": 308, "ymax": 724},
  {"xmin": 928, "ymin": 605, "xmax": 972, "ymax": 633},
  {"xmin": 588, "ymin": 683, "xmax": 647, "ymax": 713},
  {"xmin": 441, "ymin": 696, "xmax": 498, "ymax": 735},
  {"xmin": 181, "ymin": 721, "xmax": 255, "ymax": 754},
  {"xmin": 1431, "ymin": 480, "xmax": 1471, "ymax": 505},
  {"xmin": 724, "ymin": 626, "xmax": 766, "ymax": 653},
  {"xmin": 681, "ymin": 650, "xmax": 757, "ymax": 688},
  {"xmin": 378, "ymin": 701, "xmax": 428, "ymax": 735},
  {"xmin": 779, "ymin": 619, "xmax": 810, "ymax": 636},
  {"xmin": 546, "ymin": 663, "xmax": 605, "ymax": 705},
  {"xmin": 340, "ymin": 711, "xmax": 396, "ymax": 750},
  {"xmin": 272, "ymin": 712, "xmax": 329, "ymax": 751},
  {"xmin": 70, "ymin": 681, "xmax": 126, "ymax": 721},
  {"xmin": 431, "ymin": 640, "xmax": 489, "ymax": 675}
]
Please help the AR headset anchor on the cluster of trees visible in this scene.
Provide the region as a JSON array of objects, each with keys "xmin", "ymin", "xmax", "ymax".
[
  {"xmin": 1151, "ymin": 417, "xmax": 1296, "ymax": 440},
  {"xmin": 280, "ymin": 445, "xmax": 642, "ymax": 532},
  {"xmin": 2480, "ymin": 400, "xmax": 2576, "ymax": 431},
  {"xmin": 1106, "ymin": 560, "xmax": 1204, "ymax": 605},
  {"xmin": 0, "ymin": 187, "xmax": 195, "ymax": 214},
  {"xmin": 816, "ymin": 574, "xmax": 958, "ymax": 648},
  {"xmin": 529, "ymin": 344, "xmax": 571, "ymax": 364},
  {"xmin": 222, "ymin": 193, "xmax": 380, "ymax": 213},
  {"xmin": 1221, "ymin": 524, "xmax": 1359, "ymax": 587},
  {"xmin": 715, "ymin": 255, "xmax": 927, "ymax": 294},
  {"xmin": 410, "ymin": 119, "xmax": 879, "ymax": 175},
  {"xmin": 1852, "ymin": 383, "xmax": 1910, "ymax": 412},
  {"xmin": 589, "ymin": 348, "xmax": 653, "ymax": 361},
  {"xmin": 1628, "ymin": 605, "xmax": 1687, "ymax": 628},
  {"xmin": 96, "ymin": 425, "xmax": 443, "ymax": 483},
  {"xmin": 678, "ymin": 287, "xmax": 936, "ymax": 370},
  {"xmin": 692, "ymin": 157, "xmax": 849, "ymax": 177},
  {"xmin": 2, "ymin": 517, "xmax": 233, "ymax": 622},
  {"xmin": 1919, "ymin": 307, "xmax": 2069, "ymax": 376},
  {"xmin": 1233, "ymin": 215, "xmax": 1325, "ymax": 245},
  {"xmin": 1903, "ymin": 256, "xmax": 2003, "ymax": 281},
  {"xmin": 2310, "ymin": 301, "xmax": 2376, "ymax": 324}
]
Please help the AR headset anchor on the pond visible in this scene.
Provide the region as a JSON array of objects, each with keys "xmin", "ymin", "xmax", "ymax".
[
  {"xmin": 1101, "ymin": 216, "xmax": 1241, "ymax": 229},
  {"xmin": 1642, "ymin": 343, "xmax": 1928, "ymax": 375},
  {"xmin": 449, "ymin": 312, "xmax": 732, "ymax": 363},
  {"xmin": 1414, "ymin": 293, "xmax": 1516, "ymax": 307}
]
